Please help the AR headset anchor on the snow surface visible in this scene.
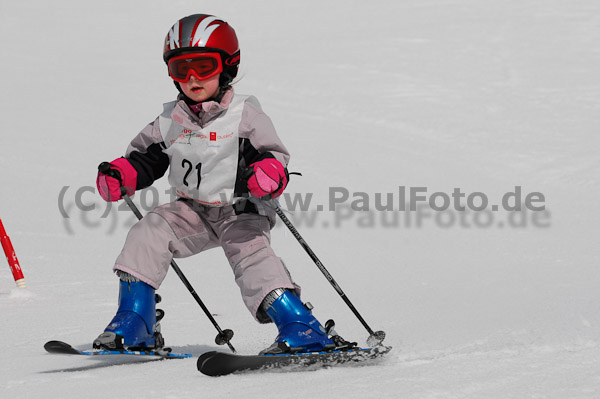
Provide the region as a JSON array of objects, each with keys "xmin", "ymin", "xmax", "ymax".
[{"xmin": 1, "ymin": 0, "xmax": 599, "ymax": 397}]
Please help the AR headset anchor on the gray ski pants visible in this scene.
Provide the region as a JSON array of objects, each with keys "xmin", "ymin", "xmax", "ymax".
[{"xmin": 113, "ymin": 199, "xmax": 298, "ymax": 322}]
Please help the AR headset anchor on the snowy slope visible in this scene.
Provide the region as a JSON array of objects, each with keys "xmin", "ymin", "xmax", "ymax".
[{"xmin": 1, "ymin": 0, "xmax": 599, "ymax": 397}]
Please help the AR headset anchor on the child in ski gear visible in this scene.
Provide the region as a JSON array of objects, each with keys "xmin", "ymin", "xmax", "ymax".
[{"xmin": 94, "ymin": 14, "xmax": 339, "ymax": 354}]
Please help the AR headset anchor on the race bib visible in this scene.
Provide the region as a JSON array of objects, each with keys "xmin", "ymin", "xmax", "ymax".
[{"xmin": 160, "ymin": 96, "xmax": 247, "ymax": 206}]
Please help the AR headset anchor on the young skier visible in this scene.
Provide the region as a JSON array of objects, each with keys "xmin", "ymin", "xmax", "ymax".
[{"xmin": 94, "ymin": 14, "xmax": 343, "ymax": 355}]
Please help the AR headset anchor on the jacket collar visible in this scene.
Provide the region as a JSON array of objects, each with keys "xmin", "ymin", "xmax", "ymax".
[{"xmin": 177, "ymin": 88, "xmax": 234, "ymax": 118}]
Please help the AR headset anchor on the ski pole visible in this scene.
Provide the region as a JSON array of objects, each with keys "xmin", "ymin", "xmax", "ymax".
[
  {"xmin": 269, "ymin": 199, "xmax": 386, "ymax": 347},
  {"xmin": 98, "ymin": 162, "xmax": 236, "ymax": 353}
]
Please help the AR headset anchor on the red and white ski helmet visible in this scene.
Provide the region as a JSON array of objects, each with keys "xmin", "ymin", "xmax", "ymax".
[{"xmin": 163, "ymin": 14, "xmax": 240, "ymax": 86}]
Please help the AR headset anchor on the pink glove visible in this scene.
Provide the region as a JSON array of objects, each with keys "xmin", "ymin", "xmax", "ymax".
[
  {"xmin": 247, "ymin": 158, "xmax": 287, "ymax": 199},
  {"xmin": 96, "ymin": 158, "xmax": 138, "ymax": 202}
]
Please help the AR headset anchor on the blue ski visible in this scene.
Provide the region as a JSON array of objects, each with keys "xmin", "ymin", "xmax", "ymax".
[{"xmin": 44, "ymin": 340, "xmax": 192, "ymax": 359}]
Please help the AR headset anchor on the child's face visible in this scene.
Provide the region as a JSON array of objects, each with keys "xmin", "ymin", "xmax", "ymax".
[{"xmin": 179, "ymin": 74, "xmax": 221, "ymax": 102}]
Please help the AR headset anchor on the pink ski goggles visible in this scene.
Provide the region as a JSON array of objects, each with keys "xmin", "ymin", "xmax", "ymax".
[{"xmin": 168, "ymin": 53, "xmax": 223, "ymax": 82}]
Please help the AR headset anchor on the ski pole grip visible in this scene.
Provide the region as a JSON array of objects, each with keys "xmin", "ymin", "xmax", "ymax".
[
  {"xmin": 98, "ymin": 162, "xmax": 111, "ymax": 174},
  {"xmin": 98, "ymin": 162, "xmax": 127, "ymax": 197},
  {"xmin": 98, "ymin": 162, "xmax": 122, "ymax": 182}
]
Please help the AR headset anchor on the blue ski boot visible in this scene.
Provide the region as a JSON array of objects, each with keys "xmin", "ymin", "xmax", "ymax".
[
  {"xmin": 259, "ymin": 289, "xmax": 337, "ymax": 355},
  {"xmin": 93, "ymin": 280, "xmax": 164, "ymax": 350}
]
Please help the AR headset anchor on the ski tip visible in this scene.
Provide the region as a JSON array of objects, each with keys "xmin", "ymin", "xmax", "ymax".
[
  {"xmin": 44, "ymin": 340, "xmax": 70, "ymax": 350},
  {"xmin": 197, "ymin": 351, "xmax": 221, "ymax": 376},
  {"xmin": 44, "ymin": 340, "xmax": 62, "ymax": 349},
  {"xmin": 44, "ymin": 340, "xmax": 81, "ymax": 355}
]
